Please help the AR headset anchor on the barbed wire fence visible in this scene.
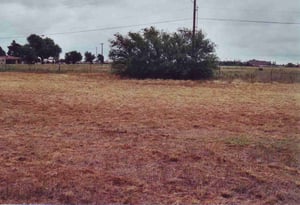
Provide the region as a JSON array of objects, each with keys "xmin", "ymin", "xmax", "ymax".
[
  {"xmin": 0, "ymin": 63, "xmax": 111, "ymax": 73},
  {"xmin": 215, "ymin": 66, "xmax": 300, "ymax": 83},
  {"xmin": 0, "ymin": 64, "xmax": 299, "ymax": 83}
]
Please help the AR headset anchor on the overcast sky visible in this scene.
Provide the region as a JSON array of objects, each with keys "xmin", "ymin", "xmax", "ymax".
[{"xmin": 0, "ymin": 0, "xmax": 299, "ymax": 64}]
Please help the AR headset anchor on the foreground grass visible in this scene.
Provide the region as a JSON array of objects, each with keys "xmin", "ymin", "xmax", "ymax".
[{"xmin": 0, "ymin": 72, "xmax": 299, "ymax": 204}]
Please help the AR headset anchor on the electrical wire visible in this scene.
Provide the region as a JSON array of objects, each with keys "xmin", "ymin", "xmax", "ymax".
[
  {"xmin": 198, "ymin": 17, "xmax": 300, "ymax": 25},
  {"xmin": 0, "ymin": 18, "xmax": 191, "ymax": 40},
  {"xmin": 0, "ymin": 17, "xmax": 299, "ymax": 40}
]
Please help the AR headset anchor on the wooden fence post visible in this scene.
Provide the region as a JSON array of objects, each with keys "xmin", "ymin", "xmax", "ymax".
[{"xmin": 270, "ymin": 68, "xmax": 273, "ymax": 83}]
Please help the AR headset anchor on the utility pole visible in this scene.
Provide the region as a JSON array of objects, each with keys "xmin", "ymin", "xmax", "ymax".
[
  {"xmin": 96, "ymin": 47, "xmax": 98, "ymax": 56},
  {"xmin": 193, "ymin": 0, "xmax": 197, "ymax": 39},
  {"xmin": 100, "ymin": 43, "xmax": 104, "ymax": 56}
]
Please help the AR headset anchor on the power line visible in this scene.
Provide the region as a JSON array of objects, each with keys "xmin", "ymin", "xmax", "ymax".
[
  {"xmin": 0, "ymin": 18, "xmax": 191, "ymax": 40},
  {"xmin": 198, "ymin": 17, "xmax": 300, "ymax": 25},
  {"xmin": 198, "ymin": 6, "xmax": 300, "ymax": 15},
  {"xmin": 0, "ymin": 17, "xmax": 299, "ymax": 40}
]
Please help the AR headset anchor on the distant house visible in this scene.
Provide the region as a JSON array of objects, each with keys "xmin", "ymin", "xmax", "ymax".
[
  {"xmin": 0, "ymin": 56, "xmax": 21, "ymax": 64},
  {"xmin": 247, "ymin": 59, "xmax": 271, "ymax": 67}
]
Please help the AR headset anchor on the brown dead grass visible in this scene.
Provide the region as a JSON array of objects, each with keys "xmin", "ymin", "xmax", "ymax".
[{"xmin": 0, "ymin": 72, "xmax": 299, "ymax": 204}]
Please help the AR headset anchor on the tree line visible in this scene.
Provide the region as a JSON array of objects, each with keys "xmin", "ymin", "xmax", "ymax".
[
  {"xmin": 0, "ymin": 34, "xmax": 104, "ymax": 64},
  {"xmin": 64, "ymin": 51, "xmax": 104, "ymax": 64},
  {"xmin": 219, "ymin": 60, "xmax": 299, "ymax": 67}
]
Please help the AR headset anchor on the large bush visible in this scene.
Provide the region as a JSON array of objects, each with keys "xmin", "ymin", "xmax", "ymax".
[{"xmin": 109, "ymin": 27, "xmax": 218, "ymax": 80}]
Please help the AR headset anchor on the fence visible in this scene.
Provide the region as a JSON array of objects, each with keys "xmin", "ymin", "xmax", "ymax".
[
  {"xmin": 1, "ymin": 64, "xmax": 299, "ymax": 83},
  {"xmin": 216, "ymin": 66, "xmax": 300, "ymax": 83},
  {"xmin": 0, "ymin": 63, "xmax": 112, "ymax": 73}
]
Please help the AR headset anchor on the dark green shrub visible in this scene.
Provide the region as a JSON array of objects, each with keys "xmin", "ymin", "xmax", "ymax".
[{"xmin": 109, "ymin": 27, "xmax": 218, "ymax": 80}]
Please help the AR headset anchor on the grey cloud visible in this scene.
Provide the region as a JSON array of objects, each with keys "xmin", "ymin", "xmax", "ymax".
[
  {"xmin": 0, "ymin": 0, "xmax": 119, "ymax": 8},
  {"xmin": 0, "ymin": 0, "xmax": 57, "ymax": 8}
]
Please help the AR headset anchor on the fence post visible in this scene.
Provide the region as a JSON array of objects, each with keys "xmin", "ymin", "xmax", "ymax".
[{"xmin": 270, "ymin": 68, "xmax": 273, "ymax": 83}]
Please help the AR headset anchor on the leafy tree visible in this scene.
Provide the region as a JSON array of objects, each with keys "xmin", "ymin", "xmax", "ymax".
[
  {"xmin": 84, "ymin": 52, "xmax": 95, "ymax": 64},
  {"xmin": 43, "ymin": 38, "xmax": 61, "ymax": 59},
  {"xmin": 7, "ymin": 40, "xmax": 23, "ymax": 57},
  {"xmin": 109, "ymin": 27, "xmax": 218, "ymax": 80},
  {"xmin": 0, "ymin": 46, "xmax": 6, "ymax": 56},
  {"xmin": 7, "ymin": 41, "xmax": 36, "ymax": 63},
  {"xmin": 27, "ymin": 34, "xmax": 62, "ymax": 63},
  {"xmin": 65, "ymin": 51, "xmax": 82, "ymax": 64},
  {"xmin": 20, "ymin": 45, "xmax": 37, "ymax": 64},
  {"xmin": 97, "ymin": 54, "xmax": 104, "ymax": 64},
  {"xmin": 6, "ymin": 36, "xmax": 61, "ymax": 64}
]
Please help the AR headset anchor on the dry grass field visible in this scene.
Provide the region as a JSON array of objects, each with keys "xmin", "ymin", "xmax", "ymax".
[{"xmin": 0, "ymin": 72, "xmax": 299, "ymax": 204}]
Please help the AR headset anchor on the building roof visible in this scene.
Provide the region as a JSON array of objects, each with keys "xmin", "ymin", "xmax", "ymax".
[{"xmin": 0, "ymin": 56, "xmax": 21, "ymax": 60}]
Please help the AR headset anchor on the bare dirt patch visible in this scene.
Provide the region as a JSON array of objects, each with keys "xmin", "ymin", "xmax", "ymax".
[{"xmin": 0, "ymin": 72, "xmax": 299, "ymax": 204}]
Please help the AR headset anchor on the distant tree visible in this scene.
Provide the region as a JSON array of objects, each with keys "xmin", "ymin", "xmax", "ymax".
[
  {"xmin": 7, "ymin": 40, "xmax": 23, "ymax": 57},
  {"xmin": 109, "ymin": 27, "xmax": 218, "ymax": 79},
  {"xmin": 7, "ymin": 41, "xmax": 37, "ymax": 63},
  {"xmin": 27, "ymin": 34, "xmax": 62, "ymax": 63},
  {"xmin": 84, "ymin": 52, "xmax": 95, "ymax": 64},
  {"xmin": 6, "ymin": 36, "xmax": 61, "ymax": 64},
  {"xmin": 20, "ymin": 45, "xmax": 37, "ymax": 64},
  {"xmin": 0, "ymin": 46, "xmax": 6, "ymax": 56},
  {"xmin": 286, "ymin": 63, "xmax": 296, "ymax": 67},
  {"xmin": 65, "ymin": 51, "xmax": 82, "ymax": 64},
  {"xmin": 97, "ymin": 54, "xmax": 104, "ymax": 64},
  {"xmin": 43, "ymin": 38, "xmax": 61, "ymax": 60},
  {"xmin": 219, "ymin": 60, "xmax": 247, "ymax": 66}
]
